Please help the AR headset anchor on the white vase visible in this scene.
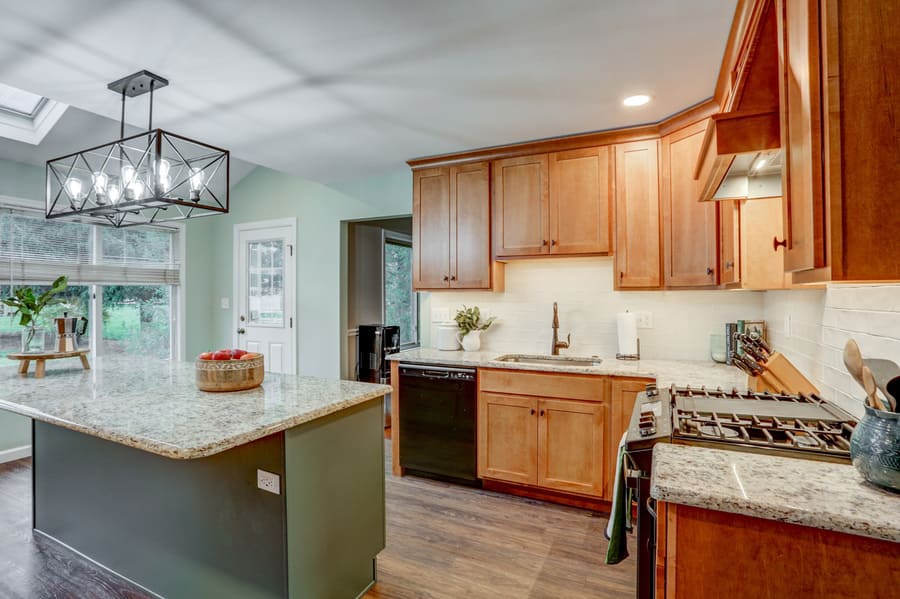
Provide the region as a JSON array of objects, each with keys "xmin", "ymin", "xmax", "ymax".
[{"xmin": 458, "ymin": 330, "xmax": 482, "ymax": 352}]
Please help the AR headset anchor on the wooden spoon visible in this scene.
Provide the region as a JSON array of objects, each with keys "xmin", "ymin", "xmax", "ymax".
[
  {"xmin": 861, "ymin": 366, "xmax": 886, "ymax": 410},
  {"xmin": 843, "ymin": 340, "xmax": 865, "ymax": 386},
  {"xmin": 887, "ymin": 376, "xmax": 900, "ymax": 412},
  {"xmin": 863, "ymin": 358, "xmax": 899, "ymax": 411}
]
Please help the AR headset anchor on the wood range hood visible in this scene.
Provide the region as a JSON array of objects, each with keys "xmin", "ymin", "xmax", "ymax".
[{"xmin": 696, "ymin": 0, "xmax": 782, "ymax": 202}]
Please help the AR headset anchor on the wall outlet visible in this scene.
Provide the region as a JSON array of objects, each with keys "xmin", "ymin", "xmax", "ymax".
[
  {"xmin": 432, "ymin": 307, "xmax": 451, "ymax": 322},
  {"xmin": 784, "ymin": 315, "xmax": 792, "ymax": 336},
  {"xmin": 257, "ymin": 469, "xmax": 281, "ymax": 495},
  {"xmin": 634, "ymin": 311, "xmax": 653, "ymax": 329},
  {"xmin": 220, "ymin": 297, "xmax": 230, "ymax": 310}
]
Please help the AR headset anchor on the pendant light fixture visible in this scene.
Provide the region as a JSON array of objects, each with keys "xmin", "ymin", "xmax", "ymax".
[{"xmin": 45, "ymin": 70, "xmax": 229, "ymax": 228}]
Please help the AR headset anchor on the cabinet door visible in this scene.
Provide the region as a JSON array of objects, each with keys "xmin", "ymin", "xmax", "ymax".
[
  {"xmin": 478, "ymin": 392, "xmax": 538, "ymax": 485},
  {"xmin": 493, "ymin": 155, "xmax": 550, "ymax": 257},
  {"xmin": 719, "ymin": 200, "xmax": 740, "ymax": 286},
  {"xmin": 413, "ymin": 167, "xmax": 450, "ymax": 289},
  {"xmin": 607, "ymin": 378, "xmax": 651, "ymax": 495},
  {"xmin": 615, "ymin": 140, "xmax": 662, "ymax": 288},
  {"xmin": 450, "ymin": 162, "xmax": 491, "ymax": 288},
  {"xmin": 662, "ymin": 125, "xmax": 718, "ymax": 287},
  {"xmin": 549, "ymin": 147, "xmax": 612, "ymax": 255},
  {"xmin": 538, "ymin": 398, "xmax": 606, "ymax": 498},
  {"xmin": 777, "ymin": 0, "xmax": 826, "ymax": 272},
  {"xmin": 741, "ymin": 197, "xmax": 788, "ymax": 290}
]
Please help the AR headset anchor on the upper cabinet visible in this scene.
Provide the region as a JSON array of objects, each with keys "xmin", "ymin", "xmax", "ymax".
[
  {"xmin": 776, "ymin": 0, "xmax": 900, "ymax": 282},
  {"xmin": 662, "ymin": 122, "xmax": 718, "ymax": 287},
  {"xmin": 493, "ymin": 155, "xmax": 550, "ymax": 257},
  {"xmin": 615, "ymin": 140, "xmax": 662, "ymax": 289},
  {"xmin": 493, "ymin": 149, "xmax": 612, "ymax": 259},
  {"xmin": 548, "ymin": 147, "xmax": 612, "ymax": 255},
  {"xmin": 413, "ymin": 162, "xmax": 502, "ymax": 290}
]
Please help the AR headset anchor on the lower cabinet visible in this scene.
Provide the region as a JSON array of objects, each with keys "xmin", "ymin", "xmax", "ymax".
[{"xmin": 478, "ymin": 370, "xmax": 648, "ymax": 502}]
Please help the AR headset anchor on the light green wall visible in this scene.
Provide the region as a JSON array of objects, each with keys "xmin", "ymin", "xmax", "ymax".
[
  {"xmin": 185, "ymin": 168, "xmax": 412, "ymax": 378},
  {"xmin": 0, "ymin": 158, "xmax": 42, "ymax": 454}
]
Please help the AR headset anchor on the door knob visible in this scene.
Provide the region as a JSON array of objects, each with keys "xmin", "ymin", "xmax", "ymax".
[
  {"xmin": 237, "ymin": 328, "xmax": 246, "ymax": 335},
  {"xmin": 773, "ymin": 237, "xmax": 787, "ymax": 251},
  {"xmin": 442, "ymin": 275, "xmax": 449, "ymax": 282},
  {"xmin": 239, "ymin": 315, "xmax": 246, "ymax": 322},
  {"xmin": 706, "ymin": 267, "xmax": 714, "ymax": 276}
]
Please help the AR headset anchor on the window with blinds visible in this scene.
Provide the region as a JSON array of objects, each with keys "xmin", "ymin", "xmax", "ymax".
[{"xmin": 0, "ymin": 208, "xmax": 180, "ymax": 285}]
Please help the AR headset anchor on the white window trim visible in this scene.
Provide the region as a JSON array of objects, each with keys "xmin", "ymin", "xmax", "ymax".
[
  {"xmin": 0, "ymin": 100, "xmax": 67, "ymax": 145},
  {"xmin": 381, "ymin": 230, "xmax": 419, "ymax": 349}
]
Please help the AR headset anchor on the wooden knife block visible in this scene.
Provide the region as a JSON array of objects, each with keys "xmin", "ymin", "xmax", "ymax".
[{"xmin": 747, "ymin": 352, "xmax": 819, "ymax": 395}]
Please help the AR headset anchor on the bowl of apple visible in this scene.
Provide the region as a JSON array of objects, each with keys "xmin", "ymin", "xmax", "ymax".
[{"xmin": 195, "ymin": 349, "xmax": 265, "ymax": 392}]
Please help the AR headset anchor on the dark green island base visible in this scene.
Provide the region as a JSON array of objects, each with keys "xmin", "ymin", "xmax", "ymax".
[{"xmin": 32, "ymin": 398, "xmax": 385, "ymax": 599}]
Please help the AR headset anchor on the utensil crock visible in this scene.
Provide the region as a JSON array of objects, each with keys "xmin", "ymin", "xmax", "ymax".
[{"xmin": 850, "ymin": 404, "xmax": 900, "ymax": 493}]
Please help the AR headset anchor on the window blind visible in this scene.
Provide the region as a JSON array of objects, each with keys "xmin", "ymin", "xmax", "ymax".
[{"xmin": 0, "ymin": 208, "xmax": 180, "ymax": 286}]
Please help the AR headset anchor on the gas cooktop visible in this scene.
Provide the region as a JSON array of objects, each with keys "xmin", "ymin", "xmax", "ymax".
[{"xmin": 669, "ymin": 386, "xmax": 856, "ymax": 462}]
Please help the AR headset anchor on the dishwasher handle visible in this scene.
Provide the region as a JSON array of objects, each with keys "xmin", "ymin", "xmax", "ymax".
[{"xmin": 400, "ymin": 363, "xmax": 477, "ymax": 381}]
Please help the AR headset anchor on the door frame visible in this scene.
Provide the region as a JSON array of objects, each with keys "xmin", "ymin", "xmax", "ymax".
[{"xmin": 232, "ymin": 218, "xmax": 297, "ymax": 374}]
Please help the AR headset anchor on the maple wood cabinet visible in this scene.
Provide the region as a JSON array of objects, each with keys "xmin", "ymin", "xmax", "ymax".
[
  {"xmin": 607, "ymin": 378, "xmax": 651, "ymax": 488},
  {"xmin": 412, "ymin": 162, "xmax": 501, "ymax": 290},
  {"xmin": 719, "ymin": 200, "xmax": 740, "ymax": 286},
  {"xmin": 662, "ymin": 123, "xmax": 718, "ymax": 287},
  {"xmin": 615, "ymin": 140, "xmax": 662, "ymax": 289},
  {"xmin": 493, "ymin": 148, "xmax": 612, "ymax": 259},
  {"xmin": 478, "ymin": 370, "xmax": 608, "ymax": 499},
  {"xmin": 718, "ymin": 197, "xmax": 789, "ymax": 290},
  {"xmin": 776, "ymin": 0, "xmax": 900, "ymax": 282}
]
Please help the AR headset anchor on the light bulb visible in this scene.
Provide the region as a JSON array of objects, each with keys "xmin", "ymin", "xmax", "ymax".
[
  {"xmin": 121, "ymin": 165, "xmax": 135, "ymax": 186},
  {"xmin": 107, "ymin": 177, "xmax": 122, "ymax": 205},
  {"xmin": 91, "ymin": 172, "xmax": 108, "ymax": 205},
  {"xmin": 158, "ymin": 159, "xmax": 171, "ymax": 180},
  {"xmin": 64, "ymin": 177, "xmax": 84, "ymax": 201},
  {"xmin": 752, "ymin": 157, "xmax": 767, "ymax": 172},
  {"xmin": 129, "ymin": 177, "xmax": 145, "ymax": 199},
  {"xmin": 189, "ymin": 167, "xmax": 205, "ymax": 201}
]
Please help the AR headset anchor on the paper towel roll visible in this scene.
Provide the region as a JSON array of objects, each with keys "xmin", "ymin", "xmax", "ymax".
[{"xmin": 617, "ymin": 312, "xmax": 638, "ymax": 356}]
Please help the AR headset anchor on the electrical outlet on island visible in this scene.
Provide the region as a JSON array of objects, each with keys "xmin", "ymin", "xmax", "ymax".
[
  {"xmin": 257, "ymin": 469, "xmax": 281, "ymax": 495},
  {"xmin": 634, "ymin": 312, "xmax": 653, "ymax": 329},
  {"xmin": 220, "ymin": 297, "xmax": 230, "ymax": 310}
]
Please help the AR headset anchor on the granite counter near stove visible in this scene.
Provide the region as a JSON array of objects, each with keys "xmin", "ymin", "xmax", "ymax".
[{"xmin": 651, "ymin": 443, "xmax": 900, "ymax": 543}]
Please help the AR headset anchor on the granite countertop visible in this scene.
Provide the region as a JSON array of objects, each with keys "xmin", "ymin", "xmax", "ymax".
[
  {"xmin": 388, "ymin": 348, "xmax": 747, "ymax": 389},
  {"xmin": 0, "ymin": 357, "xmax": 391, "ymax": 460},
  {"xmin": 651, "ymin": 443, "xmax": 900, "ymax": 543}
]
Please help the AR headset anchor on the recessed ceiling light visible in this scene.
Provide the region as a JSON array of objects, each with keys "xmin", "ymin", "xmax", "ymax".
[{"xmin": 623, "ymin": 94, "xmax": 651, "ymax": 107}]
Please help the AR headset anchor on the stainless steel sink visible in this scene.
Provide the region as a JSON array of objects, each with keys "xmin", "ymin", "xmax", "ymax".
[{"xmin": 494, "ymin": 354, "xmax": 603, "ymax": 367}]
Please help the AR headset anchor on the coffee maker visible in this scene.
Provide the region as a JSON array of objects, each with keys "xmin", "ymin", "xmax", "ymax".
[{"xmin": 54, "ymin": 312, "xmax": 88, "ymax": 353}]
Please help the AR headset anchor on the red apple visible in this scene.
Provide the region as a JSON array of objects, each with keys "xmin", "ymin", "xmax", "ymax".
[
  {"xmin": 231, "ymin": 349, "xmax": 248, "ymax": 359},
  {"xmin": 198, "ymin": 351, "xmax": 213, "ymax": 360},
  {"xmin": 212, "ymin": 350, "xmax": 232, "ymax": 361},
  {"xmin": 239, "ymin": 352, "xmax": 259, "ymax": 360}
]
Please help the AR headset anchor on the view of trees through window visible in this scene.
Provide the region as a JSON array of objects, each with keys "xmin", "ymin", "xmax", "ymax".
[
  {"xmin": 0, "ymin": 284, "xmax": 90, "ymax": 358},
  {"xmin": 102, "ymin": 286, "xmax": 171, "ymax": 358},
  {"xmin": 384, "ymin": 239, "xmax": 417, "ymax": 346}
]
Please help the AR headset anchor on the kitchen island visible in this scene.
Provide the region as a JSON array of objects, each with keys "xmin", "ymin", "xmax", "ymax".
[
  {"xmin": 0, "ymin": 357, "xmax": 391, "ymax": 599},
  {"xmin": 651, "ymin": 443, "xmax": 900, "ymax": 597}
]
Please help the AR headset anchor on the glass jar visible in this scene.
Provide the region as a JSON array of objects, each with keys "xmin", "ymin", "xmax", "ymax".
[
  {"xmin": 709, "ymin": 333, "xmax": 727, "ymax": 363},
  {"xmin": 21, "ymin": 327, "xmax": 46, "ymax": 353}
]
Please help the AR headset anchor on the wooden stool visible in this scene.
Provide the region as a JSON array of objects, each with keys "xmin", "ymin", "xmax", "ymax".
[{"xmin": 6, "ymin": 350, "xmax": 91, "ymax": 379}]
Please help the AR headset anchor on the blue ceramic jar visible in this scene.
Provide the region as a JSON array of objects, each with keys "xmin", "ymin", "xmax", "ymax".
[{"xmin": 850, "ymin": 404, "xmax": 900, "ymax": 493}]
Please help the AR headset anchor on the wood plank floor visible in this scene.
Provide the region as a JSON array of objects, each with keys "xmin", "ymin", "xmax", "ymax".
[{"xmin": 0, "ymin": 444, "xmax": 635, "ymax": 598}]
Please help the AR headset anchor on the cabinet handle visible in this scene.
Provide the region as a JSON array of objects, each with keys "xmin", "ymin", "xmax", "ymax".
[
  {"xmin": 619, "ymin": 271, "xmax": 624, "ymax": 280},
  {"xmin": 773, "ymin": 237, "xmax": 787, "ymax": 251},
  {"xmin": 550, "ymin": 239, "xmax": 557, "ymax": 246},
  {"xmin": 706, "ymin": 267, "xmax": 714, "ymax": 276},
  {"xmin": 542, "ymin": 240, "xmax": 548, "ymax": 247},
  {"xmin": 442, "ymin": 275, "xmax": 449, "ymax": 282},
  {"xmin": 725, "ymin": 261, "xmax": 734, "ymax": 269},
  {"xmin": 540, "ymin": 409, "xmax": 545, "ymax": 416},
  {"xmin": 450, "ymin": 275, "xmax": 456, "ymax": 281},
  {"xmin": 530, "ymin": 408, "xmax": 536, "ymax": 416}
]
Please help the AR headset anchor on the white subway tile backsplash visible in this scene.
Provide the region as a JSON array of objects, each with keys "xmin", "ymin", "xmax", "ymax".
[
  {"xmin": 424, "ymin": 257, "xmax": 765, "ymax": 361},
  {"xmin": 764, "ymin": 284, "xmax": 900, "ymax": 418}
]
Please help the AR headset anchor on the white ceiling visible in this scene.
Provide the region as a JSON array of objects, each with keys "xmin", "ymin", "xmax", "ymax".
[{"xmin": 0, "ymin": 0, "xmax": 737, "ymax": 183}]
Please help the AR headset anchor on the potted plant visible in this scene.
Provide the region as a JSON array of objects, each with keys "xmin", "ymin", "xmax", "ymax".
[
  {"xmin": 2, "ymin": 276, "xmax": 68, "ymax": 353},
  {"xmin": 454, "ymin": 305, "xmax": 496, "ymax": 352}
]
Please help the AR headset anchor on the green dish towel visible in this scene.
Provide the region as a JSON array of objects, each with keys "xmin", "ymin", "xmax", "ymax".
[{"xmin": 605, "ymin": 433, "xmax": 632, "ymax": 564}]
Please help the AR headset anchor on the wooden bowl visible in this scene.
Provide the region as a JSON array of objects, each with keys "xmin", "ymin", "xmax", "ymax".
[{"xmin": 195, "ymin": 355, "xmax": 264, "ymax": 392}]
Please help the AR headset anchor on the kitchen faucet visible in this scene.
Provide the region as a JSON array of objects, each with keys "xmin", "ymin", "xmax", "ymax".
[{"xmin": 551, "ymin": 302, "xmax": 571, "ymax": 355}]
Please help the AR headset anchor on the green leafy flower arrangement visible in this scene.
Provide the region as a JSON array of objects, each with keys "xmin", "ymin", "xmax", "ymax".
[
  {"xmin": 2, "ymin": 276, "xmax": 68, "ymax": 347},
  {"xmin": 454, "ymin": 305, "xmax": 496, "ymax": 337}
]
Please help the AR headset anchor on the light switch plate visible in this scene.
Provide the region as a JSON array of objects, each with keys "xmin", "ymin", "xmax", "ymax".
[
  {"xmin": 257, "ymin": 469, "xmax": 280, "ymax": 495},
  {"xmin": 634, "ymin": 311, "xmax": 653, "ymax": 329},
  {"xmin": 432, "ymin": 307, "xmax": 451, "ymax": 322},
  {"xmin": 220, "ymin": 297, "xmax": 230, "ymax": 310}
]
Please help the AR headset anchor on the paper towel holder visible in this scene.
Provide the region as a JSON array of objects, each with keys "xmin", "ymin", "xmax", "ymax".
[{"xmin": 616, "ymin": 338, "xmax": 641, "ymax": 361}]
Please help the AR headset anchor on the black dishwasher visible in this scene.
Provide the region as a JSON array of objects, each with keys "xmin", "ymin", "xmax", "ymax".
[{"xmin": 398, "ymin": 363, "xmax": 480, "ymax": 486}]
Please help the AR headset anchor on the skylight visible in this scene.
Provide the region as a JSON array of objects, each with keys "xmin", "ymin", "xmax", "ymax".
[
  {"xmin": 0, "ymin": 82, "xmax": 46, "ymax": 117},
  {"xmin": 0, "ymin": 81, "xmax": 67, "ymax": 145}
]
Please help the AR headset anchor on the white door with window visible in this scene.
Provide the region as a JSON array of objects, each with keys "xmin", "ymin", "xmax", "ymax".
[{"xmin": 234, "ymin": 220, "xmax": 296, "ymax": 374}]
